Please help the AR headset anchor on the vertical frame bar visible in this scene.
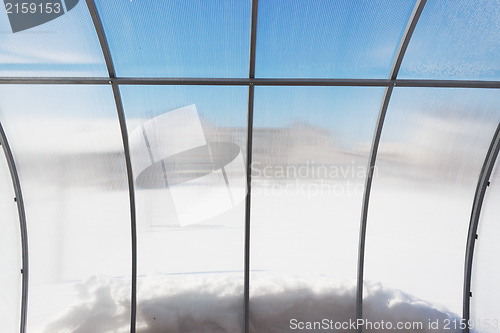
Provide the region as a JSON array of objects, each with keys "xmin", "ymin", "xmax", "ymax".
[
  {"xmin": 245, "ymin": 1, "xmax": 259, "ymax": 332},
  {"xmin": 355, "ymin": 0, "xmax": 427, "ymax": 330},
  {"xmin": 462, "ymin": 123, "xmax": 500, "ymax": 333},
  {"xmin": 0, "ymin": 122, "xmax": 29, "ymax": 333},
  {"xmin": 84, "ymin": 1, "xmax": 137, "ymax": 332}
]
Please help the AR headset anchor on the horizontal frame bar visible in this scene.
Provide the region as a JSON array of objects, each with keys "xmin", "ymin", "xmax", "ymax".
[{"xmin": 1, "ymin": 77, "xmax": 500, "ymax": 88}]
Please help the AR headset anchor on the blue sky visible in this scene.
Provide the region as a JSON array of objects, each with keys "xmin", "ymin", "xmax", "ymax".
[
  {"xmin": 93, "ymin": 0, "xmax": 417, "ymax": 79},
  {"xmin": 95, "ymin": 0, "xmax": 252, "ymax": 78},
  {"xmin": 0, "ymin": 0, "xmax": 106, "ymax": 76},
  {"xmin": 1, "ymin": 0, "xmax": 499, "ymax": 80},
  {"xmin": 255, "ymin": 0, "xmax": 415, "ymax": 78},
  {"xmin": 399, "ymin": 0, "xmax": 500, "ymax": 80}
]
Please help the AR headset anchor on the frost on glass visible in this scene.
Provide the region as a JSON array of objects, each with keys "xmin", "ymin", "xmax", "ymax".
[
  {"xmin": 249, "ymin": 87, "xmax": 382, "ymax": 332},
  {"xmin": 471, "ymin": 156, "xmax": 500, "ymax": 333},
  {"xmin": 364, "ymin": 88, "xmax": 500, "ymax": 326},
  {"xmin": 0, "ymin": 85, "xmax": 131, "ymax": 333},
  {"xmin": 121, "ymin": 85, "xmax": 247, "ymax": 331},
  {"xmin": 255, "ymin": 0, "xmax": 415, "ymax": 78},
  {"xmin": 0, "ymin": 0, "xmax": 107, "ymax": 77},
  {"xmin": 0, "ymin": 145, "xmax": 22, "ymax": 333},
  {"xmin": 399, "ymin": 0, "xmax": 500, "ymax": 80},
  {"xmin": 95, "ymin": 0, "xmax": 251, "ymax": 78}
]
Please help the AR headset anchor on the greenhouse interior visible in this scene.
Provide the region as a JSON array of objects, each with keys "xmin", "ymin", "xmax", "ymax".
[{"xmin": 1, "ymin": 0, "xmax": 500, "ymax": 332}]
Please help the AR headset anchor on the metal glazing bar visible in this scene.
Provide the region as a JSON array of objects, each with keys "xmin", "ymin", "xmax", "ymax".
[
  {"xmin": 244, "ymin": 84, "xmax": 255, "ymax": 333},
  {"xmin": 355, "ymin": 0, "xmax": 427, "ymax": 330},
  {"xmin": 0, "ymin": 77, "xmax": 111, "ymax": 85},
  {"xmin": 0, "ymin": 122, "xmax": 29, "ymax": 333},
  {"xmin": 245, "ymin": 1, "xmax": 259, "ymax": 332},
  {"xmin": 84, "ymin": 1, "xmax": 137, "ymax": 332},
  {"xmin": 85, "ymin": 1, "xmax": 115, "ymax": 77},
  {"xmin": 390, "ymin": 0, "xmax": 427, "ymax": 80},
  {"xmin": 249, "ymin": 0, "xmax": 259, "ymax": 80},
  {"xmin": 463, "ymin": 123, "xmax": 500, "ymax": 333},
  {"xmin": 355, "ymin": 85, "xmax": 393, "ymax": 326},
  {"xmin": 2, "ymin": 77, "xmax": 500, "ymax": 88}
]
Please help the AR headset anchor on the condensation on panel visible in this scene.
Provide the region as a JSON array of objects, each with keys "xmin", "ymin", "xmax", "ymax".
[
  {"xmin": 0, "ymin": 1, "xmax": 107, "ymax": 77},
  {"xmin": 399, "ymin": 0, "xmax": 500, "ymax": 80},
  {"xmin": 0, "ymin": 145, "xmax": 22, "ymax": 333},
  {"xmin": 255, "ymin": 0, "xmax": 415, "ymax": 78},
  {"xmin": 471, "ymin": 157, "xmax": 500, "ymax": 333},
  {"xmin": 94, "ymin": 0, "xmax": 251, "ymax": 78},
  {"xmin": 249, "ymin": 86, "xmax": 383, "ymax": 332},
  {"xmin": 0, "ymin": 85, "xmax": 131, "ymax": 333},
  {"xmin": 364, "ymin": 88, "xmax": 500, "ymax": 326},
  {"xmin": 120, "ymin": 85, "xmax": 247, "ymax": 332}
]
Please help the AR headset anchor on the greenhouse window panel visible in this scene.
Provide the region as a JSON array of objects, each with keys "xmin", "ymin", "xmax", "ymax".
[
  {"xmin": 120, "ymin": 85, "xmax": 248, "ymax": 332},
  {"xmin": 249, "ymin": 86, "xmax": 383, "ymax": 331},
  {"xmin": 399, "ymin": 0, "xmax": 500, "ymax": 80},
  {"xmin": 93, "ymin": 0, "xmax": 251, "ymax": 78},
  {"xmin": 255, "ymin": 0, "xmax": 416, "ymax": 79},
  {"xmin": 0, "ymin": 85, "xmax": 132, "ymax": 333},
  {"xmin": 0, "ymin": 0, "xmax": 107, "ymax": 77},
  {"xmin": 363, "ymin": 88, "xmax": 500, "ymax": 324},
  {"xmin": 0, "ymin": 0, "xmax": 499, "ymax": 331}
]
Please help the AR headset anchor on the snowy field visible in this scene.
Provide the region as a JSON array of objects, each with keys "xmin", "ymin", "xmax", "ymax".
[{"xmin": 7, "ymin": 179, "xmax": 496, "ymax": 333}]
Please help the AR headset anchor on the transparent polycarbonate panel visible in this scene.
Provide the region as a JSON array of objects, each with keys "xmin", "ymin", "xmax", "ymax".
[
  {"xmin": 255, "ymin": 0, "xmax": 415, "ymax": 79},
  {"xmin": 95, "ymin": 0, "xmax": 251, "ymax": 78},
  {"xmin": 249, "ymin": 87, "xmax": 383, "ymax": 331},
  {"xmin": 399, "ymin": 0, "xmax": 500, "ymax": 80},
  {"xmin": 0, "ymin": 147, "xmax": 22, "ymax": 333},
  {"xmin": 364, "ymin": 88, "xmax": 500, "ymax": 326},
  {"xmin": 120, "ymin": 85, "xmax": 247, "ymax": 331},
  {"xmin": 0, "ymin": 85, "xmax": 131, "ymax": 333},
  {"xmin": 471, "ymin": 157, "xmax": 500, "ymax": 332},
  {"xmin": 0, "ymin": 1, "xmax": 107, "ymax": 77}
]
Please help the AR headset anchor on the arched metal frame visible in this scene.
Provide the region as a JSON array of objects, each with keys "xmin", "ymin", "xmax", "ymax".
[
  {"xmin": 463, "ymin": 123, "xmax": 500, "ymax": 333},
  {"xmin": 0, "ymin": 0, "xmax": 498, "ymax": 332},
  {"xmin": 84, "ymin": 1, "xmax": 137, "ymax": 332},
  {"xmin": 0, "ymin": 122, "xmax": 29, "ymax": 333},
  {"xmin": 355, "ymin": 0, "xmax": 427, "ymax": 329}
]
